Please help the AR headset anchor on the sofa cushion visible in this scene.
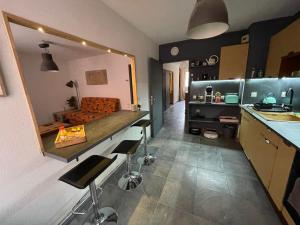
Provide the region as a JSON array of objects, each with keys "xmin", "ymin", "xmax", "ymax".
[
  {"xmin": 81, "ymin": 97, "xmax": 120, "ymax": 113},
  {"xmin": 65, "ymin": 111, "xmax": 109, "ymax": 124}
]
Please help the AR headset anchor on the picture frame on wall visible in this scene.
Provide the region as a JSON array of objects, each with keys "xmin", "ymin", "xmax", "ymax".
[{"xmin": 0, "ymin": 69, "xmax": 7, "ymax": 96}]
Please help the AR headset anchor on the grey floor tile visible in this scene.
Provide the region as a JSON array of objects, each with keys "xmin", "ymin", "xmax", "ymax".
[
  {"xmin": 196, "ymin": 168, "xmax": 229, "ymax": 194},
  {"xmin": 150, "ymin": 203, "xmax": 218, "ymax": 225},
  {"xmin": 159, "ymin": 178, "xmax": 195, "ymax": 214}
]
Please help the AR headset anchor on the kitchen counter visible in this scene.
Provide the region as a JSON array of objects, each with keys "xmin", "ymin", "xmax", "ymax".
[
  {"xmin": 42, "ymin": 110, "xmax": 148, "ymax": 162},
  {"xmin": 241, "ymin": 105, "xmax": 300, "ymax": 150}
]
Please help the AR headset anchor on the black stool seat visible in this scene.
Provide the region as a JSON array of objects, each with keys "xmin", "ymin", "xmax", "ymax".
[
  {"xmin": 59, "ymin": 155, "xmax": 117, "ymax": 189},
  {"xmin": 112, "ymin": 139, "xmax": 141, "ymax": 155},
  {"xmin": 132, "ymin": 119, "xmax": 151, "ymax": 128}
]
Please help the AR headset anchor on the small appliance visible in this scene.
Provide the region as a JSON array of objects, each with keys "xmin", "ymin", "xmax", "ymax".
[
  {"xmin": 224, "ymin": 93, "xmax": 239, "ymax": 104},
  {"xmin": 205, "ymin": 85, "xmax": 213, "ymax": 103}
]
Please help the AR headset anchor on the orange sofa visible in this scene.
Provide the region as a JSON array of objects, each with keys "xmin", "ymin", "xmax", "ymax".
[{"xmin": 65, "ymin": 97, "xmax": 120, "ymax": 125}]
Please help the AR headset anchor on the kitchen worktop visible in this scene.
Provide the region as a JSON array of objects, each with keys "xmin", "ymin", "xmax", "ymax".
[
  {"xmin": 241, "ymin": 105, "xmax": 300, "ymax": 150},
  {"xmin": 42, "ymin": 110, "xmax": 148, "ymax": 162}
]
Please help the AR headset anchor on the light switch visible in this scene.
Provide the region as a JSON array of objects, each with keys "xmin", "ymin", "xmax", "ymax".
[{"xmin": 251, "ymin": 92, "xmax": 257, "ymax": 98}]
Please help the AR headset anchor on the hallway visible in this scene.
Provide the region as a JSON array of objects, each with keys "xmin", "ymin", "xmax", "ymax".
[{"xmin": 66, "ymin": 101, "xmax": 282, "ymax": 225}]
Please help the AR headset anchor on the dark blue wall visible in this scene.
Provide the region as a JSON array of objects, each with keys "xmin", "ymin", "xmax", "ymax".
[
  {"xmin": 159, "ymin": 30, "xmax": 247, "ymax": 63},
  {"xmin": 246, "ymin": 17, "xmax": 294, "ymax": 77}
]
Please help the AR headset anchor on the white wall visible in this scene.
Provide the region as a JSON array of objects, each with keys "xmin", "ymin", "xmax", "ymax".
[
  {"xmin": 0, "ymin": 0, "xmax": 158, "ymax": 224},
  {"xmin": 67, "ymin": 53, "xmax": 132, "ymax": 110},
  {"xmin": 19, "ymin": 52, "xmax": 73, "ymax": 124},
  {"xmin": 163, "ymin": 62, "xmax": 180, "ymax": 103}
]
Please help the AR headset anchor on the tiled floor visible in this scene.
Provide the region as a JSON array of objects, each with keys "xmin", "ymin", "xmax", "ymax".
[{"xmin": 65, "ymin": 101, "xmax": 282, "ymax": 225}]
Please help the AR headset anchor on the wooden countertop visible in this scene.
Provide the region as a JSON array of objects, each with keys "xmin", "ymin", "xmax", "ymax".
[{"xmin": 42, "ymin": 110, "xmax": 148, "ymax": 162}]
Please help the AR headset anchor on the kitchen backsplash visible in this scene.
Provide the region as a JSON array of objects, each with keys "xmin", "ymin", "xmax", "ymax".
[
  {"xmin": 190, "ymin": 80, "xmax": 243, "ymax": 101},
  {"xmin": 243, "ymin": 78, "xmax": 300, "ymax": 111}
]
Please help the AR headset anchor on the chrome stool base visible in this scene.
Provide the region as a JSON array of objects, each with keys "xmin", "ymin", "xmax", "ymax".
[
  {"xmin": 118, "ymin": 171, "xmax": 143, "ymax": 191},
  {"xmin": 85, "ymin": 207, "xmax": 118, "ymax": 225},
  {"xmin": 137, "ymin": 154, "xmax": 156, "ymax": 166}
]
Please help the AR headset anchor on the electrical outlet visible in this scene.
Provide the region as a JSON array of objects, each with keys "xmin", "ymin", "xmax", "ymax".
[
  {"xmin": 281, "ymin": 91, "xmax": 287, "ymax": 97},
  {"xmin": 251, "ymin": 92, "xmax": 257, "ymax": 98}
]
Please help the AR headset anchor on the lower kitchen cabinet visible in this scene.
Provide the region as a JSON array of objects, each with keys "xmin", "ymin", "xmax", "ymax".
[
  {"xmin": 251, "ymin": 131, "xmax": 278, "ymax": 188},
  {"xmin": 239, "ymin": 109, "xmax": 296, "ymax": 215},
  {"xmin": 269, "ymin": 141, "xmax": 296, "ymax": 210}
]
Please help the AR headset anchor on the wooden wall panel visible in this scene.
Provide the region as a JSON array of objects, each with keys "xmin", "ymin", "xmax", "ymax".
[
  {"xmin": 266, "ymin": 18, "xmax": 300, "ymax": 76},
  {"xmin": 219, "ymin": 43, "xmax": 249, "ymax": 80}
]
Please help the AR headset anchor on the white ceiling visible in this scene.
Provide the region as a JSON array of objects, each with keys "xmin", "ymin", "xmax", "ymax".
[
  {"xmin": 101, "ymin": 0, "xmax": 300, "ymax": 44},
  {"xmin": 10, "ymin": 23, "xmax": 107, "ymax": 61}
]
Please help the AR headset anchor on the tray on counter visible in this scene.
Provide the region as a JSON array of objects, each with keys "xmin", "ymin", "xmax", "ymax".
[{"xmin": 54, "ymin": 125, "xmax": 87, "ymax": 149}]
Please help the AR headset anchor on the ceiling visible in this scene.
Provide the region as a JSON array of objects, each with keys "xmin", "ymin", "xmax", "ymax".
[
  {"xmin": 10, "ymin": 23, "xmax": 107, "ymax": 61},
  {"xmin": 101, "ymin": 0, "xmax": 300, "ymax": 44}
]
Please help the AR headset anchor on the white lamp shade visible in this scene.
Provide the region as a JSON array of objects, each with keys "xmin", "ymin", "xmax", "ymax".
[{"xmin": 187, "ymin": 0, "xmax": 229, "ymax": 39}]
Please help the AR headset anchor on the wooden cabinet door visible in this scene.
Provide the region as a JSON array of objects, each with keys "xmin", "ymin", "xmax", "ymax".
[
  {"xmin": 252, "ymin": 132, "xmax": 278, "ymax": 188},
  {"xmin": 219, "ymin": 43, "xmax": 249, "ymax": 80},
  {"xmin": 239, "ymin": 111, "xmax": 250, "ymax": 153},
  {"xmin": 269, "ymin": 141, "xmax": 296, "ymax": 210}
]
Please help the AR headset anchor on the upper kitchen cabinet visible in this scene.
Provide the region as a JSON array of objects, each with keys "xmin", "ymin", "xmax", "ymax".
[
  {"xmin": 266, "ymin": 18, "xmax": 300, "ymax": 76},
  {"xmin": 219, "ymin": 43, "xmax": 249, "ymax": 80}
]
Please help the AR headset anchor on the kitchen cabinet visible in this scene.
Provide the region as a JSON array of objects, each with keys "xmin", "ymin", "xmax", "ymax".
[
  {"xmin": 266, "ymin": 18, "xmax": 300, "ymax": 76},
  {"xmin": 239, "ymin": 109, "xmax": 296, "ymax": 214},
  {"xmin": 219, "ymin": 43, "xmax": 249, "ymax": 80},
  {"xmin": 252, "ymin": 131, "xmax": 278, "ymax": 188},
  {"xmin": 269, "ymin": 141, "xmax": 296, "ymax": 210},
  {"xmin": 282, "ymin": 207, "xmax": 296, "ymax": 225},
  {"xmin": 240, "ymin": 110, "xmax": 265, "ymax": 160}
]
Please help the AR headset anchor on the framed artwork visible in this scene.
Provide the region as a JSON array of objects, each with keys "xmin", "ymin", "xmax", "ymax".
[
  {"xmin": 0, "ymin": 70, "xmax": 7, "ymax": 96},
  {"xmin": 85, "ymin": 70, "xmax": 108, "ymax": 85}
]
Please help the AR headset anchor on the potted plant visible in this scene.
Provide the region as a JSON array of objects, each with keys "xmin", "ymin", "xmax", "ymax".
[{"xmin": 66, "ymin": 96, "xmax": 78, "ymax": 109}]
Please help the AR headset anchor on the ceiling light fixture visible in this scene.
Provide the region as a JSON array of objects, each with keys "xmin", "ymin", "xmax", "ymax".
[
  {"xmin": 37, "ymin": 27, "xmax": 44, "ymax": 33},
  {"xmin": 81, "ymin": 41, "xmax": 87, "ymax": 46},
  {"xmin": 39, "ymin": 42, "xmax": 59, "ymax": 72},
  {"xmin": 124, "ymin": 54, "xmax": 127, "ymax": 57},
  {"xmin": 107, "ymin": 49, "xmax": 111, "ymax": 53},
  {"xmin": 187, "ymin": 0, "xmax": 229, "ymax": 39}
]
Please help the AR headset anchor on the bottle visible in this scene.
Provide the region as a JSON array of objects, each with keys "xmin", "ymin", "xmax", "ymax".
[{"xmin": 250, "ymin": 67, "xmax": 256, "ymax": 78}]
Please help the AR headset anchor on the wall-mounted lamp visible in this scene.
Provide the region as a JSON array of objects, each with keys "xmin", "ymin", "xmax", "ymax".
[
  {"xmin": 39, "ymin": 42, "xmax": 59, "ymax": 72},
  {"xmin": 66, "ymin": 80, "xmax": 80, "ymax": 108}
]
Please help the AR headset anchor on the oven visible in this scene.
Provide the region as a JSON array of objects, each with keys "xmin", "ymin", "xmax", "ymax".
[{"xmin": 284, "ymin": 150, "xmax": 300, "ymax": 225}]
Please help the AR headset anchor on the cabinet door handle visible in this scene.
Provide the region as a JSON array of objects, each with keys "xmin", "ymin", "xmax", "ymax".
[{"xmin": 265, "ymin": 139, "xmax": 270, "ymax": 144}]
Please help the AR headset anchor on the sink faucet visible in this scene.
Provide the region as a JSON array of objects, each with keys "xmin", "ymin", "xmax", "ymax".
[
  {"xmin": 286, "ymin": 88, "xmax": 294, "ymax": 106},
  {"xmin": 285, "ymin": 88, "xmax": 294, "ymax": 111}
]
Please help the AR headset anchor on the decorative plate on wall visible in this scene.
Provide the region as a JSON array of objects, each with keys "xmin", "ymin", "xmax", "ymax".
[{"xmin": 170, "ymin": 46, "xmax": 179, "ymax": 56}]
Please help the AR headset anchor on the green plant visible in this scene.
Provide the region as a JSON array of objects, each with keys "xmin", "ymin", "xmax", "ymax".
[{"xmin": 66, "ymin": 96, "xmax": 78, "ymax": 108}]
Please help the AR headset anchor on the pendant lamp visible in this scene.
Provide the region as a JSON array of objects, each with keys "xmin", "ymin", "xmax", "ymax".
[
  {"xmin": 39, "ymin": 42, "xmax": 59, "ymax": 72},
  {"xmin": 187, "ymin": 0, "xmax": 229, "ymax": 39}
]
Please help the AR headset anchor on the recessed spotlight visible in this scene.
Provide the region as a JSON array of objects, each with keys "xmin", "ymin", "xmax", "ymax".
[
  {"xmin": 81, "ymin": 41, "xmax": 87, "ymax": 46},
  {"xmin": 124, "ymin": 54, "xmax": 127, "ymax": 57},
  {"xmin": 107, "ymin": 49, "xmax": 111, "ymax": 53},
  {"xmin": 37, "ymin": 27, "xmax": 44, "ymax": 33}
]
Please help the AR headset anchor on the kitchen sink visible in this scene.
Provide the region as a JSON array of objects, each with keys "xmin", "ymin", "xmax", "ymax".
[{"xmin": 256, "ymin": 111, "xmax": 300, "ymax": 122}]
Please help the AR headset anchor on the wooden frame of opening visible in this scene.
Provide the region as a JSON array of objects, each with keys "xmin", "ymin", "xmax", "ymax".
[{"xmin": 1, "ymin": 11, "xmax": 139, "ymax": 153}]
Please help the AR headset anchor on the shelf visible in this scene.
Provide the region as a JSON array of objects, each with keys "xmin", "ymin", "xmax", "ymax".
[{"xmin": 189, "ymin": 101, "xmax": 240, "ymax": 107}]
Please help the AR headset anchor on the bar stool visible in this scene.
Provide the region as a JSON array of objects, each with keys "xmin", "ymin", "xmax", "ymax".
[
  {"xmin": 131, "ymin": 119, "xmax": 155, "ymax": 166},
  {"xmin": 59, "ymin": 155, "xmax": 118, "ymax": 225},
  {"xmin": 112, "ymin": 139, "xmax": 142, "ymax": 191}
]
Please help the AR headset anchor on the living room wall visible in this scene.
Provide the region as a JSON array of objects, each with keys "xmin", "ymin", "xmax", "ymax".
[
  {"xmin": 67, "ymin": 53, "xmax": 132, "ymax": 110},
  {"xmin": 19, "ymin": 51, "xmax": 73, "ymax": 125},
  {"xmin": 0, "ymin": 0, "xmax": 158, "ymax": 224}
]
